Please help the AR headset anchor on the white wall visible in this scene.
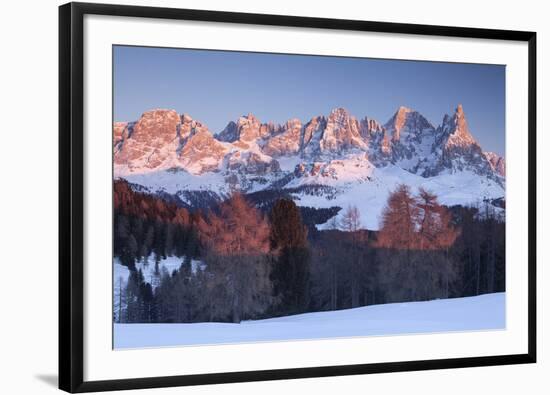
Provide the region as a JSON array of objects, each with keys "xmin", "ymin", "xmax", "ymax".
[{"xmin": 0, "ymin": 0, "xmax": 547, "ymax": 394}]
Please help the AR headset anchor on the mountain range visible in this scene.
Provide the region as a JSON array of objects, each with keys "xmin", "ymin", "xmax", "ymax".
[{"xmin": 114, "ymin": 105, "xmax": 505, "ymax": 230}]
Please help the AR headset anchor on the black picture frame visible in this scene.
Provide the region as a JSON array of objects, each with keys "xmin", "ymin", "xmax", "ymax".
[{"xmin": 59, "ymin": 2, "xmax": 537, "ymax": 393}]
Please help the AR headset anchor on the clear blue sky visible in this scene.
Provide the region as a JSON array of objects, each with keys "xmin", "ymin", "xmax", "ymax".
[{"xmin": 114, "ymin": 45, "xmax": 505, "ymax": 156}]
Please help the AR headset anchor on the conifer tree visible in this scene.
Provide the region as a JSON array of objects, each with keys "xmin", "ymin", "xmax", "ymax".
[{"xmin": 269, "ymin": 199, "xmax": 311, "ymax": 314}]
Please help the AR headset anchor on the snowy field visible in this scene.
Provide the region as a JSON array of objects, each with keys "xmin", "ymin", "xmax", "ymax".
[{"xmin": 114, "ymin": 292, "xmax": 505, "ymax": 349}]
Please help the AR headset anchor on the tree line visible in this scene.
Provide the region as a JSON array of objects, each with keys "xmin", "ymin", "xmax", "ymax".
[
  {"xmin": 114, "ymin": 180, "xmax": 200, "ymax": 270},
  {"xmin": 114, "ymin": 180, "xmax": 505, "ymax": 324}
]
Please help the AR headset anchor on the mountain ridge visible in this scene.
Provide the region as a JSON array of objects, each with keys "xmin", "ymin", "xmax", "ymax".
[{"xmin": 114, "ymin": 105, "xmax": 504, "ymax": 179}]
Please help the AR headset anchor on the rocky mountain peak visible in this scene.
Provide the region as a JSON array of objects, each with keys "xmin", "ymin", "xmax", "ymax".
[
  {"xmin": 394, "ymin": 106, "xmax": 413, "ymax": 127},
  {"xmin": 284, "ymin": 118, "xmax": 302, "ymax": 128},
  {"xmin": 114, "ymin": 106, "xmax": 504, "ymax": 185},
  {"xmin": 329, "ymin": 107, "xmax": 350, "ymax": 116},
  {"xmin": 484, "ymin": 151, "xmax": 506, "ymax": 177},
  {"xmin": 216, "ymin": 113, "xmax": 266, "ymax": 143},
  {"xmin": 358, "ymin": 117, "xmax": 384, "ymax": 142},
  {"xmin": 419, "ymin": 105, "xmax": 501, "ymax": 182},
  {"xmin": 262, "ymin": 118, "xmax": 302, "ymax": 157},
  {"xmin": 241, "ymin": 113, "xmax": 259, "ymax": 122},
  {"xmin": 236, "ymin": 113, "xmax": 261, "ymax": 129},
  {"xmin": 135, "ymin": 109, "xmax": 180, "ymax": 134},
  {"xmin": 234, "ymin": 113, "xmax": 262, "ymax": 142},
  {"xmin": 393, "ymin": 106, "xmax": 412, "ymax": 136},
  {"xmin": 217, "ymin": 121, "xmax": 239, "ymax": 142},
  {"xmin": 301, "ymin": 116, "xmax": 328, "ymax": 157},
  {"xmin": 438, "ymin": 105, "xmax": 477, "ymax": 151},
  {"xmin": 327, "ymin": 108, "xmax": 353, "ymax": 128},
  {"xmin": 181, "ymin": 113, "xmax": 194, "ymax": 123},
  {"xmin": 113, "ymin": 109, "xmax": 182, "ymax": 172},
  {"xmin": 384, "ymin": 106, "xmax": 434, "ymax": 143},
  {"xmin": 315, "ymin": 107, "xmax": 365, "ymax": 154}
]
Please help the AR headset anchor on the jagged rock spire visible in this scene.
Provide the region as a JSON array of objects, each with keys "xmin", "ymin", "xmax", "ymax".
[{"xmin": 439, "ymin": 104, "xmax": 477, "ymax": 148}]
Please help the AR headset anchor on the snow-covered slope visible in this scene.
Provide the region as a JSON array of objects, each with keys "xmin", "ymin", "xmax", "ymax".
[
  {"xmin": 122, "ymin": 154, "xmax": 503, "ymax": 230},
  {"xmin": 114, "ymin": 292, "xmax": 505, "ymax": 348},
  {"xmin": 296, "ymin": 164, "xmax": 503, "ymax": 230},
  {"xmin": 115, "ymin": 105, "xmax": 505, "ymax": 229}
]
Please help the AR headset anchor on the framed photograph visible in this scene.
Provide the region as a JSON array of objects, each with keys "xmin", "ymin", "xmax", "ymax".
[{"xmin": 59, "ymin": 2, "xmax": 537, "ymax": 392}]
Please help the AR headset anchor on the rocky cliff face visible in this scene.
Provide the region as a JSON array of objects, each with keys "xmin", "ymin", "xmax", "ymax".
[
  {"xmin": 262, "ymin": 118, "xmax": 303, "ymax": 157},
  {"xmin": 315, "ymin": 108, "xmax": 367, "ymax": 155},
  {"xmin": 217, "ymin": 114, "xmax": 278, "ymax": 144},
  {"xmin": 114, "ymin": 109, "xmax": 181, "ymax": 172},
  {"xmin": 114, "ymin": 105, "xmax": 505, "ymax": 187},
  {"xmin": 375, "ymin": 107, "xmax": 437, "ymax": 170},
  {"xmin": 484, "ymin": 151, "xmax": 506, "ymax": 177},
  {"xmin": 419, "ymin": 105, "xmax": 497, "ymax": 180},
  {"xmin": 177, "ymin": 127, "xmax": 227, "ymax": 175}
]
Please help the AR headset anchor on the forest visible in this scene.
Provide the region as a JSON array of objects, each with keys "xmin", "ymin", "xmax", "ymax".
[{"xmin": 113, "ymin": 180, "xmax": 505, "ymax": 324}]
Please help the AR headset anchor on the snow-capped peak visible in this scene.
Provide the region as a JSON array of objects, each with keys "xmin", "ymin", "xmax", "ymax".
[
  {"xmin": 329, "ymin": 107, "xmax": 351, "ymax": 117},
  {"xmin": 441, "ymin": 104, "xmax": 477, "ymax": 149},
  {"xmin": 384, "ymin": 106, "xmax": 434, "ymax": 140},
  {"xmin": 114, "ymin": 106, "xmax": 504, "ymax": 185},
  {"xmin": 238, "ymin": 113, "xmax": 260, "ymax": 125},
  {"xmin": 417, "ymin": 105, "xmax": 502, "ymax": 182}
]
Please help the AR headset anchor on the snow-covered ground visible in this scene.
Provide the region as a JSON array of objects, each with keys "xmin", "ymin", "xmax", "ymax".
[
  {"xmin": 114, "ymin": 292, "xmax": 505, "ymax": 349},
  {"xmin": 297, "ymin": 164, "xmax": 503, "ymax": 230}
]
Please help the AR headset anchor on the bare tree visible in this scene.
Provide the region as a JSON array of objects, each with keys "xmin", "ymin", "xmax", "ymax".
[
  {"xmin": 340, "ymin": 205, "xmax": 361, "ymax": 233},
  {"xmin": 339, "ymin": 205, "xmax": 363, "ymax": 307}
]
